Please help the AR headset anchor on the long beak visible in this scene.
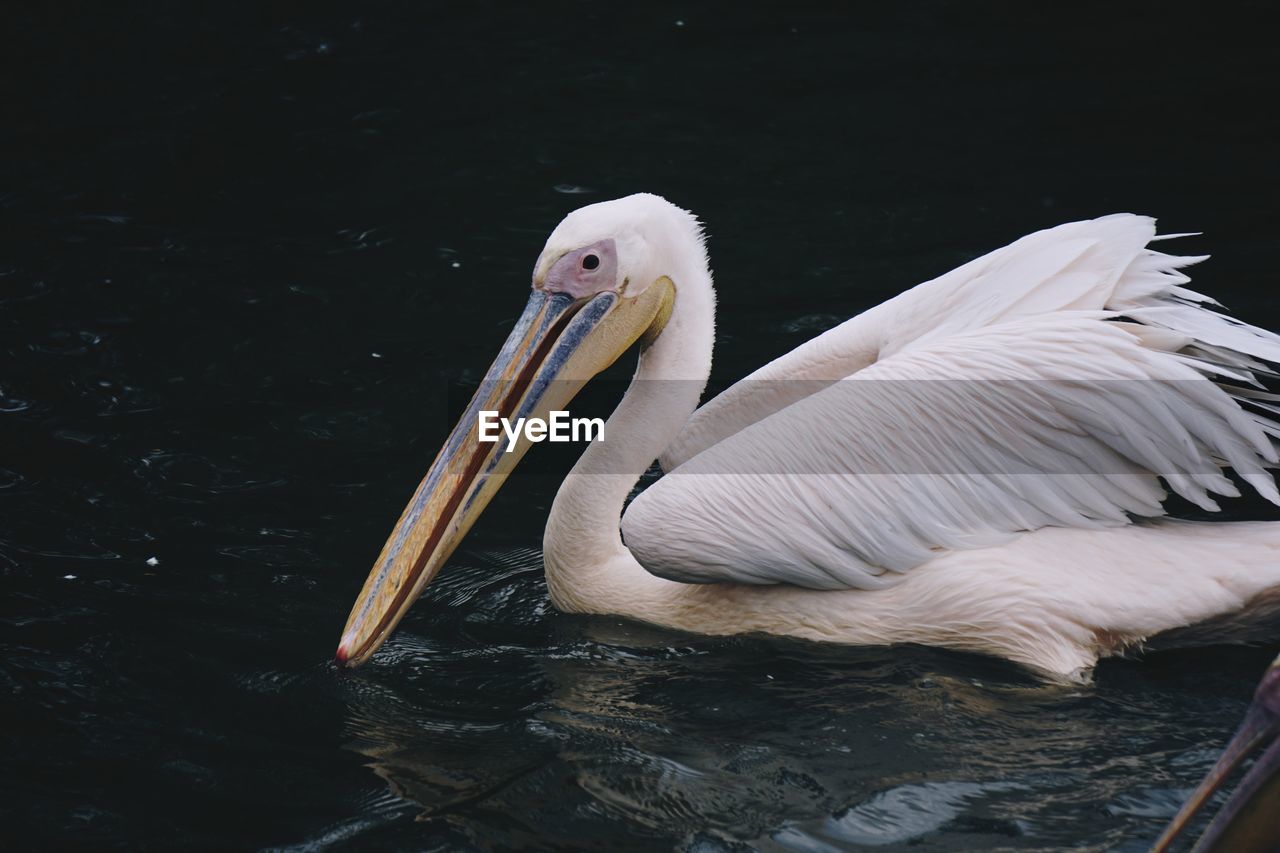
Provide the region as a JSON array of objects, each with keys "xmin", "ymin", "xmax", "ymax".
[
  {"xmin": 1152, "ymin": 654, "xmax": 1280, "ymax": 852},
  {"xmin": 335, "ymin": 279, "xmax": 675, "ymax": 667}
]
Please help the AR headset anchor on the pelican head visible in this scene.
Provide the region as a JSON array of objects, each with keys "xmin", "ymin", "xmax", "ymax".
[{"xmin": 335, "ymin": 194, "xmax": 697, "ymax": 666}]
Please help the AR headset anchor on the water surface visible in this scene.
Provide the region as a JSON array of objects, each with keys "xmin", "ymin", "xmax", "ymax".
[{"xmin": 3, "ymin": 3, "xmax": 1279, "ymax": 849}]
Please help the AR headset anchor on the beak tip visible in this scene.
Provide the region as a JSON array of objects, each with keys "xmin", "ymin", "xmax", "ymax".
[{"xmin": 334, "ymin": 636, "xmax": 356, "ymax": 667}]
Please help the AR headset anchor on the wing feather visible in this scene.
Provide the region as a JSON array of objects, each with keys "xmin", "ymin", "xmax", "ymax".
[
  {"xmin": 625, "ymin": 218, "xmax": 1280, "ymax": 589},
  {"xmin": 660, "ymin": 215, "xmax": 1225, "ymax": 470}
]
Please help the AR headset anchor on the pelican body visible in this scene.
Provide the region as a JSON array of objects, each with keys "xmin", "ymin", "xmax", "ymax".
[{"xmin": 337, "ymin": 194, "xmax": 1280, "ymax": 679}]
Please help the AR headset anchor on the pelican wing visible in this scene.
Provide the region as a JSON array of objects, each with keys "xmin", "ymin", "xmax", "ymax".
[
  {"xmin": 624, "ymin": 218, "xmax": 1280, "ymax": 589},
  {"xmin": 661, "ymin": 214, "xmax": 1273, "ymax": 471}
]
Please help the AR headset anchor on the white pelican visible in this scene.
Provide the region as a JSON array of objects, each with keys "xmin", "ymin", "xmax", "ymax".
[{"xmin": 336, "ymin": 194, "xmax": 1280, "ymax": 679}]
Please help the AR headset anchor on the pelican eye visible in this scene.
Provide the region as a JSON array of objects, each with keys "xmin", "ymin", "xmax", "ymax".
[{"xmin": 581, "ymin": 253, "xmax": 600, "ymax": 271}]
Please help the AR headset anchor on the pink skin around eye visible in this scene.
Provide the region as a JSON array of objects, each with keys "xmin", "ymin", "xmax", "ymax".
[{"xmin": 539, "ymin": 238, "xmax": 619, "ymax": 298}]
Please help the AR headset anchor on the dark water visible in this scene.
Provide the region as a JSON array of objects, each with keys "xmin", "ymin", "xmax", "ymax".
[{"xmin": 4, "ymin": 3, "xmax": 1280, "ymax": 849}]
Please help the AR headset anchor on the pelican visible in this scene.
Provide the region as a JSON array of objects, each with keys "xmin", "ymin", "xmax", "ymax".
[
  {"xmin": 336, "ymin": 193, "xmax": 1280, "ymax": 679},
  {"xmin": 1155, "ymin": 652, "xmax": 1280, "ymax": 851}
]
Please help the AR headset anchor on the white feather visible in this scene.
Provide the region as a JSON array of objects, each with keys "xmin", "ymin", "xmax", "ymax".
[{"xmin": 628, "ymin": 214, "xmax": 1280, "ymax": 590}]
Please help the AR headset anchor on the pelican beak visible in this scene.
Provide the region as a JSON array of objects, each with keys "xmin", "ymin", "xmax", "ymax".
[
  {"xmin": 335, "ymin": 278, "xmax": 675, "ymax": 667},
  {"xmin": 1152, "ymin": 654, "xmax": 1280, "ymax": 852}
]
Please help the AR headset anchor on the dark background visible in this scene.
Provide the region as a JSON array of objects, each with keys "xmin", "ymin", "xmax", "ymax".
[{"xmin": 3, "ymin": 2, "xmax": 1279, "ymax": 850}]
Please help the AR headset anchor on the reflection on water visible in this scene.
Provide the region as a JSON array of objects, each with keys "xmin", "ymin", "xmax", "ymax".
[
  {"xmin": 322, "ymin": 549, "xmax": 1268, "ymax": 850},
  {"xmin": 772, "ymin": 779, "xmax": 1027, "ymax": 848}
]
